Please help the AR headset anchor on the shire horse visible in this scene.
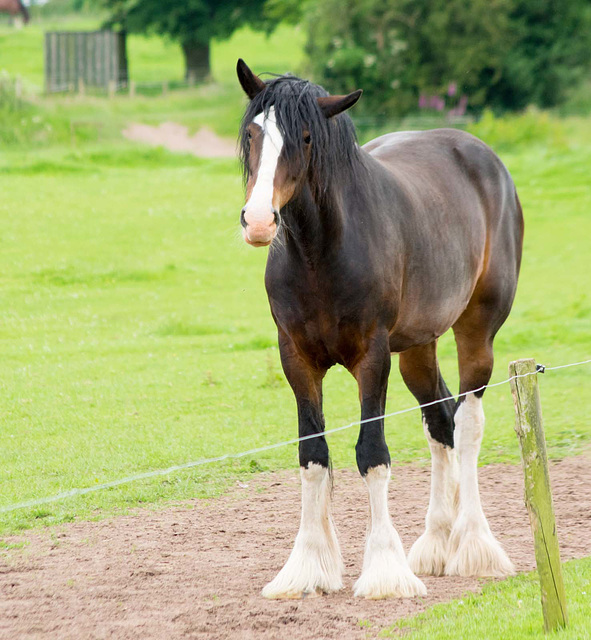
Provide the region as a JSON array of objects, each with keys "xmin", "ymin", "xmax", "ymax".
[{"xmin": 237, "ymin": 59, "xmax": 523, "ymax": 599}]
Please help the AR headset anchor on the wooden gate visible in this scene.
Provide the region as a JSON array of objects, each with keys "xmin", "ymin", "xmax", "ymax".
[{"xmin": 44, "ymin": 30, "xmax": 128, "ymax": 93}]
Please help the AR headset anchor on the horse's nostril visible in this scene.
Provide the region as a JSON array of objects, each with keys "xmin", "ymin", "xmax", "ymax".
[
  {"xmin": 272, "ymin": 208, "xmax": 280, "ymax": 226},
  {"xmin": 240, "ymin": 209, "xmax": 247, "ymax": 228}
]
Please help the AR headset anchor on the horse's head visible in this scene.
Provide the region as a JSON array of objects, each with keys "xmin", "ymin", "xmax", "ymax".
[{"xmin": 237, "ymin": 59, "xmax": 362, "ymax": 247}]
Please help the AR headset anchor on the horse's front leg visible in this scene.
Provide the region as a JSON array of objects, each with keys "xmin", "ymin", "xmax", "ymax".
[
  {"xmin": 262, "ymin": 332, "xmax": 343, "ymax": 599},
  {"xmin": 353, "ymin": 337, "xmax": 426, "ymax": 599}
]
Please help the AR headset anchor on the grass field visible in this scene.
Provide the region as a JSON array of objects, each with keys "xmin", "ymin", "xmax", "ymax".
[
  {"xmin": 1, "ymin": 16, "xmax": 590, "ymax": 639},
  {"xmin": 1, "ymin": 19, "xmax": 305, "ymax": 144},
  {"xmin": 1, "ymin": 112, "xmax": 590, "ymax": 536},
  {"xmin": 384, "ymin": 557, "xmax": 591, "ymax": 639}
]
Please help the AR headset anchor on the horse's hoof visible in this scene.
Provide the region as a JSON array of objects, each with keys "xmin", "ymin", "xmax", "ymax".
[
  {"xmin": 354, "ymin": 560, "xmax": 427, "ymax": 599},
  {"xmin": 261, "ymin": 552, "xmax": 343, "ymax": 599},
  {"xmin": 445, "ymin": 530, "xmax": 515, "ymax": 577},
  {"xmin": 408, "ymin": 528, "xmax": 450, "ymax": 576},
  {"xmin": 261, "ymin": 585, "xmax": 324, "ymax": 600}
]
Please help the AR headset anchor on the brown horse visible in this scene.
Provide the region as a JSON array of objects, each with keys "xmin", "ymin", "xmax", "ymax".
[
  {"xmin": 0, "ymin": 0, "xmax": 29, "ymax": 22},
  {"xmin": 237, "ymin": 59, "xmax": 523, "ymax": 599}
]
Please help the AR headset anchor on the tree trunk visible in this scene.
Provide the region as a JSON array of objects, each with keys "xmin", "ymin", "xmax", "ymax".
[{"xmin": 181, "ymin": 41, "xmax": 210, "ymax": 84}]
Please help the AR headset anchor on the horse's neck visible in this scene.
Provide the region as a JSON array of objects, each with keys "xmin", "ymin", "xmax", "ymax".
[{"xmin": 281, "ymin": 184, "xmax": 345, "ymax": 265}]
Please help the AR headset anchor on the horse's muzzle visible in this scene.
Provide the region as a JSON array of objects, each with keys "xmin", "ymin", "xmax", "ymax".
[{"xmin": 241, "ymin": 207, "xmax": 279, "ymax": 247}]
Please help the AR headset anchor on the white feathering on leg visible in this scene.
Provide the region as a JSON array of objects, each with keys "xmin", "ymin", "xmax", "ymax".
[
  {"xmin": 262, "ymin": 463, "xmax": 343, "ymax": 599},
  {"xmin": 408, "ymin": 418, "xmax": 459, "ymax": 576},
  {"xmin": 354, "ymin": 465, "xmax": 426, "ymax": 599},
  {"xmin": 445, "ymin": 393, "xmax": 515, "ymax": 577}
]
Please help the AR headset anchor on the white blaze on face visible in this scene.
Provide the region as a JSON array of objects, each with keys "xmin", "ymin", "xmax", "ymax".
[{"xmin": 244, "ymin": 106, "xmax": 284, "ymax": 229}]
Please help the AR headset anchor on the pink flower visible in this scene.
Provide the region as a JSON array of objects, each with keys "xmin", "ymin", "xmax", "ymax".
[
  {"xmin": 418, "ymin": 94, "xmax": 428, "ymax": 108},
  {"xmin": 447, "ymin": 82, "xmax": 457, "ymax": 97},
  {"xmin": 456, "ymin": 95, "xmax": 468, "ymax": 115}
]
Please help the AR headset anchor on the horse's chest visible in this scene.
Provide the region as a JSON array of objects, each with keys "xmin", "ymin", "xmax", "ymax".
[{"xmin": 268, "ymin": 281, "xmax": 371, "ymax": 368}]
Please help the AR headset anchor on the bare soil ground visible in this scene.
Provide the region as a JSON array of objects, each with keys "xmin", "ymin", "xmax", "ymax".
[
  {"xmin": 1, "ymin": 456, "xmax": 590, "ymax": 640},
  {"xmin": 122, "ymin": 123, "xmax": 236, "ymax": 158}
]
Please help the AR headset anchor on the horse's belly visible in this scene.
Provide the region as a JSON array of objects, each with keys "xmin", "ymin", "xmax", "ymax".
[{"xmin": 387, "ymin": 266, "xmax": 479, "ymax": 351}]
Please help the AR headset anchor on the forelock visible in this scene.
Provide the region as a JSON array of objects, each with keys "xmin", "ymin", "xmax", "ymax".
[{"xmin": 239, "ymin": 74, "xmax": 360, "ymax": 198}]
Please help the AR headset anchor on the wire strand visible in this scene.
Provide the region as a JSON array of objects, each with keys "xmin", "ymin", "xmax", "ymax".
[{"xmin": 1, "ymin": 357, "xmax": 589, "ymax": 515}]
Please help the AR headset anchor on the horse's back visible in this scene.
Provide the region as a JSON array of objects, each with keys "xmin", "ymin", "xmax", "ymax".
[
  {"xmin": 362, "ymin": 127, "xmax": 522, "ymax": 259},
  {"xmin": 364, "ymin": 128, "xmax": 512, "ymax": 197}
]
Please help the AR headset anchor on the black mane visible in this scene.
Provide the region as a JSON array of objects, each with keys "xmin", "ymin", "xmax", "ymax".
[{"xmin": 239, "ymin": 75, "xmax": 362, "ymax": 200}]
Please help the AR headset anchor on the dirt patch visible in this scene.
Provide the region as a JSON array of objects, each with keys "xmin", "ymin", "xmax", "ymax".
[
  {"xmin": 1, "ymin": 456, "xmax": 590, "ymax": 639},
  {"xmin": 122, "ymin": 122, "xmax": 236, "ymax": 158}
]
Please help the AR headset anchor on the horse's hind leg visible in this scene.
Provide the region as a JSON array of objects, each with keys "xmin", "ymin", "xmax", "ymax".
[
  {"xmin": 400, "ymin": 342, "xmax": 459, "ymax": 576},
  {"xmin": 262, "ymin": 330, "xmax": 343, "ymax": 599},
  {"xmin": 445, "ymin": 316, "xmax": 514, "ymax": 577}
]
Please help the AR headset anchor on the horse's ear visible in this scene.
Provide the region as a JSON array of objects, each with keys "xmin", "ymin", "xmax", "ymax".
[
  {"xmin": 237, "ymin": 59, "xmax": 266, "ymax": 100},
  {"xmin": 317, "ymin": 90, "xmax": 363, "ymax": 118}
]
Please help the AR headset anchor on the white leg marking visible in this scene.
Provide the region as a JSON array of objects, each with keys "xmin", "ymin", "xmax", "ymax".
[
  {"xmin": 354, "ymin": 465, "xmax": 426, "ymax": 599},
  {"xmin": 445, "ymin": 393, "xmax": 515, "ymax": 577},
  {"xmin": 262, "ymin": 463, "xmax": 343, "ymax": 599},
  {"xmin": 244, "ymin": 107, "xmax": 284, "ymax": 221},
  {"xmin": 408, "ymin": 418, "xmax": 459, "ymax": 576}
]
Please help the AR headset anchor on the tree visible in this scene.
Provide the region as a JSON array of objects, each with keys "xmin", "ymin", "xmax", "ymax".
[
  {"xmin": 305, "ymin": 0, "xmax": 591, "ymax": 116},
  {"xmin": 102, "ymin": 0, "xmax": 273, "ymax": 82},
  {"xmin": 489, "ymin": 0, "xmax": 591, "ymax": 110},
  {"xmin": 306, "ymin": 0, "xmax": 512, "ymax": 116}
]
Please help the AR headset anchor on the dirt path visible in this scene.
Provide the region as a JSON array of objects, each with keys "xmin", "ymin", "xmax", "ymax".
[
  {"xmin": 122, "ymin": 123, "xmax": 236, "ymax": 158},
  {"xmin": 1, "ymin": 456, "xmax": 590, "ymax": 639}
]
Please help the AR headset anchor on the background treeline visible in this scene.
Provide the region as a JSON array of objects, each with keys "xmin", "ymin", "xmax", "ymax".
[
  {"xmin": 24, "ymin": 0, "xmax": 591, "ymax": 116},
  {"xmin": 293, "ymin": 0, "xmax": 591, "ymax": 115}
]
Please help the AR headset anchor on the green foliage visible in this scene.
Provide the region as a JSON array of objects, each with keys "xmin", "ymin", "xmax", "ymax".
[
  {"xmin": 306, "ymin": 0, "xmax": 591, "ymax": 116},
  {"xmin": 30, "ymin": 0, "xmax": 99, "ymax": 18},
  {"xmin": 0, "ymin": 71, "xmax": 23, "ymax": 112},
  {"xmin": 101, "ymin": 0, "xmax": 277, "ymax": 78},
  {"xmin": 306, "ymin": 0, "xmax": 511, "ymax": 115},
  {"xmin": 489, "ymin": 0, "xmax": 591, "ymax": 111},
  {"xmin": 102, "ymin": 0, "xmax": 269, "ymax": 47},
  {"xmin": 560, "ymin": 80, "xmax": 591, "ymax": 117},
  {"xmin": 468, "ymin": 108, "xmax": 567, "ymax": 152}
]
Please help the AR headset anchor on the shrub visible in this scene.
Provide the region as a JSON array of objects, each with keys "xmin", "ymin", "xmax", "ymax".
[{"xmin": 467, "ymin": 108, "xmax": 567, "ymax": 151}]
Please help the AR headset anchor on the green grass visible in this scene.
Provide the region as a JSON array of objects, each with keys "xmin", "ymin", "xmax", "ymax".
[
  {"xmin": 0, "ymin": 12, "xmax": 589, "ymax": 544},
  {"xmin": 0, "ymin": 121, "xmax": 589, "ymax": 536},
  {"xmin": 0, "ymin": 16, "xmax": 590, "ymax": 639},
  {"xmin": 379, "ymin": 557, "xmax": 591, "ymax": 639},
  {"xmin": 0, "ymin": 21, "xmax": 305, "ymax": 144}
]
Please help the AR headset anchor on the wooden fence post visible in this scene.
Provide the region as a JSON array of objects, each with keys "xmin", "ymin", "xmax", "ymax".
[
  {"xmin": 129, "ymin": 80, "xmax": 136, "ymax": 98},
  {"xmin": 509, "ymin": 358, "xmax": 568, "ymax": 633}
]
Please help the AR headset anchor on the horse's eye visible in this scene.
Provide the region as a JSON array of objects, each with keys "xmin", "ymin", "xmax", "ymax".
[
  {"xmin": 247, "ymin": 131, "xmax": 252, "ymax": 140},
  {"xmin": 304, "ymin": 133, "xmax": 311, "ymax": 145}
]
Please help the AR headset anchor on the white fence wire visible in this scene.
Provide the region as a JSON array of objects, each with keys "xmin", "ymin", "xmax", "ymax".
[{"xmin": 1, "ymin": 358, "xmax": 590, "ymax": 515}]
